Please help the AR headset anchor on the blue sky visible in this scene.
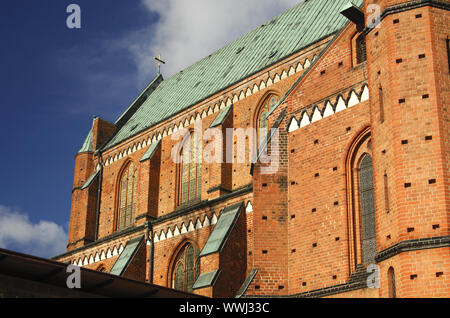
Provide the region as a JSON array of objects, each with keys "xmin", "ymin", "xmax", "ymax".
[{"xmin": 0, "ymin": 0, "xmax": 299, "ymax": 258}]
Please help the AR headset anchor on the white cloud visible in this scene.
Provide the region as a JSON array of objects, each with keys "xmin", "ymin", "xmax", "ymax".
[
  {"xmin": 121, "ymin": 0, "xmax": 301, "ymax": 84},
  {"xmin": 0, "ymin": 205, "xmax": 68, "ymax": 258}
]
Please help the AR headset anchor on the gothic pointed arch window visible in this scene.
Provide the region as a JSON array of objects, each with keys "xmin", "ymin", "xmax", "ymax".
[
  {"xmin": 117, "ymin": 162, "xmax": 138, "ymax": 230},
  {"xmin": 359, "ymin": 154, "xmax": 377, "ymax": 264},
  {"xmin": 388, "ymin": 267, "xmax": 396, "ymax": 298},
  {"xmin": 347, "ymin": 129, "xmax": 377, "ymax": 269},
  {"xmin": 172, "ymin": 243, "xmax": 200, "ymax": 293},
  {"xmin": 178, "ymin": 131, "xmax": 202, "ymax": 206},
  {"xmin": 255, "ymin": 95, "xmax": 279, "ymax": 147},
  {"xmin": 352, "ymin": 32, "xmax": 367, "ymax": 66},
  {"xmin": 356, "ymin": 33, "xmax": 367, "ymax": 64}
]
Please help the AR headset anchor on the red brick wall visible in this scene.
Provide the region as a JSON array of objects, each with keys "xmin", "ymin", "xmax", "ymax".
[
  {"xmin": 92, "ymin": 118, "xmax": 115, "ymax": 151},
  {"xmin": 365, "ymin": 3, "xmax": 450, "ymax": 297},
  {"xmin": 286, "ymin": 22, "xmax": 370, "ymax": 294},
  {"xmin": 287, "ymin": 102, "xmax": 371, "ymax": 294},
  {"xmin": 429, "ymin": 6, "xmax": 450, "ymax": 225},
  {"xmin": 248, "ymin": 4, "xmax": 450, "ymax": 298},
  {"xmin": 68, "ymin": 153, "xmax": 97, "ymax": 250}
]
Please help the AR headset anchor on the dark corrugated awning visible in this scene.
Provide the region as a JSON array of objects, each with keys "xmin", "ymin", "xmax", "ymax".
[
  {"xmin": 199, "ymin": 201, "xmax": 244, "ymax": 257},
  {"xmin": 0, "ymin": 248, "xmax": 203, "ymax": 298},
  {"xmin": 192, "ymin": 270, "xmax": 221, "ymax": 290},
  {"xmin": 209, "ymin": 105, "xmax": 232, "ymax": 128},
  {"xmin": 140, "ymin": 140, "xmax": 161, "ymax": 162},
  {"xmin": 110, "ymin": 236, "xmax": 144, "ymax": 276},
  {"xmin": 81, "ymin": 170, "xmax": 100, "ymax": 190}
]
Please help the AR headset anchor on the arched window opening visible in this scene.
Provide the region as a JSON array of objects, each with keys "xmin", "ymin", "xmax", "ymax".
[
  {"xmin": 172, "ymin": 243, "xmax": 200, "ymax": 293},
  {"xmin": 356, "ymin": 33, "xmax": 367, "ymax": 64},
  {"xmin": 388, "ymin": 267, "xmax": 396, "ymax": 298},
  {"xmin": 256, "ymin": 95, "xmax": 279, "ymax": 147},
  {"xmin": 384, "ymin": 171, "xmax": 390, "ymax": 213},
  {"xmin": 359, "ymin": 154, "xmax": 377, "ymax": 264},
  {"xmin": 346, "ymin": 129, "xmax": 377, "ymax": 270},
  {"xmin": 117, "ymin": 162, "xmax": 138, "ymax": 230},
  {"xmin": 179, "ymin": 132, "xmax": 202, "ymax": 205},
  {"xmin": 379, "ymin": 86, "xmax": 384, "ymax": 123}
]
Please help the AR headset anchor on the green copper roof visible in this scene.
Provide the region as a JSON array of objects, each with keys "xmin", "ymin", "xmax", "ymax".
[
  {"xmin": 78, "ymin": 128, "xmax": 94, "ymax": 153},
  {"xmin": 115, "ymin": 74, "xmax": 164, "ymax": 132},
  {"xmin": 199, "ymin": 201, "xmax": 244, "ymax": 257},
  {"xmin": 110, "ymin": 236, "xmax": 144, "ymax": 276},
  {"xmin": 209, "ymin": 105, "xmax": 232, "ymax": 128},
  {"xmin": 102, "ymin": 0, "xmax": 363, "ymax": 150},
  {"xmin": 80, "ymin": 170, "xmax": 100, "ymax": 190},
  {"xmin": 140, "ymin": 140, "xmax": 161, "ymax": 162},
  {"xmin": 192, "ymin": 270, "xmax": 221, "ymax": 290}
]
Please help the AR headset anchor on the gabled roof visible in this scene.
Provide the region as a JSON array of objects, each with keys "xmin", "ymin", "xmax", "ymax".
[
  {"xmin": 102, "ymin": 0, "xmax": 363, "ymax": 150},
  {"xmin": 0, "ymin": 247, "xmax": 202, "ymax": 298}
]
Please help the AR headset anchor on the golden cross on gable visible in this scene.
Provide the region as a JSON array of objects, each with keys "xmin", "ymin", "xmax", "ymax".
[{"xmin": 154, "ymin": 54, "xmax": 166, "ymax": 74}]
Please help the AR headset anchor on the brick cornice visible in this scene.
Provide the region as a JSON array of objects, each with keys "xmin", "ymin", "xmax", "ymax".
[
  {"xmin": 364, "ymin": 0, "xmax": 450, "ymax": 35},
  {"xmin": 381, "ymin": 0, "xmax": 450, "ymax": 17},
  {"xmin": 206, "ymin": 186, "xmax": 232, "ymax": 194},
  {"xmin": 67, "ymin": 237, "xmax": 94, "ymax": 248},
  {"xmin": 57, "ymin": 185, "xmax": 252, "ymax": 261},
  {"xmin": 244, "ymin": 281, "xmax": 367, "ymax": 299},
  {"xmin": 375, "ymin": 236, "xmax": 450, "ymax": 263},
  {"xmin": 135, "ymin": 214, "xmax": 157, "ymax": 222},
  {"xmin": 244, "ymin": 236, "xmax": 450, "ymax": 298},
  {"xmin": 151, "ymin": 184, "xmax": 253, "ymax": 225},
  {"xmin": 54, "ymin": 225, "xmax": 146, "ymax": 260}
]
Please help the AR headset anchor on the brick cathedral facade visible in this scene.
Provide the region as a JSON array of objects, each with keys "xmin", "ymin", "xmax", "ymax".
[{"xmin": 55, "ymin": 0, "xmax": 450, "ymax": 298}]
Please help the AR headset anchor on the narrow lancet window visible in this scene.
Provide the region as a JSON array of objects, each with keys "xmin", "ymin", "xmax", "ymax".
[
  {"xmin": 359, "ymin": 154, "xmax": 377, "ymax": 264},
  {"xmin": 118, "ymin": 163, "xmax": 137, "ymax": 230}
]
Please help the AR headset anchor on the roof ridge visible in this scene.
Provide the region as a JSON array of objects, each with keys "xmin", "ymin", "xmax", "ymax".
[
  {"xmin": 161, "ymin": 0, "xmax": 311, "ymax": 82},
  {"xmin": 98, "ymin": 0, "xmax": 362, "ymax": 151},
  {"xmin": 114, "ymin": 73, "xmax": 164, "ymax": 128}
]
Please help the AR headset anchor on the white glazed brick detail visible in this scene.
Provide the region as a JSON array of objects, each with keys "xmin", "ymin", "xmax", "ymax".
[
  {"xmin": 72, "ymin": 241, "xmax": 127, "ymax": 268},
  {"xmin": 288, "ymin": 85, "xmax": 369, "ymax": 133},
  {"xmin": 150, "ymin": 199, "xmax": 251, "ymax": 244}
]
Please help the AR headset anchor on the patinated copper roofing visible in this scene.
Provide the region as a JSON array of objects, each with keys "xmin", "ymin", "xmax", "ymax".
[{"xmin": 98, "ymin": 0, "xmax": 363, "ymax": 151}]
